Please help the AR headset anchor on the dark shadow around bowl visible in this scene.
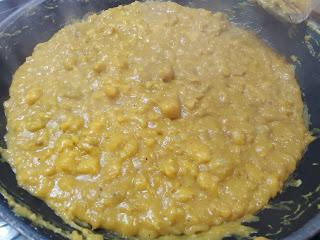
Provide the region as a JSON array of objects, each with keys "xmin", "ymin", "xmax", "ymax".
[{"xmin": 0, "ymin": 0, "xmax": 319, "ymax": 239}]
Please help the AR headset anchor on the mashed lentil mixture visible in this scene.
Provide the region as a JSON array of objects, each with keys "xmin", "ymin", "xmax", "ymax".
[{"xmin": 3, "ymin": 1, "xmax": 312, "ymax": 239}]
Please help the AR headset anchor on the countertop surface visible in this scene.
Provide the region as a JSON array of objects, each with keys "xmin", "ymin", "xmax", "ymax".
[{"xmin": 0, "ymin": 1, "xmax": 319, "ymax": 240}]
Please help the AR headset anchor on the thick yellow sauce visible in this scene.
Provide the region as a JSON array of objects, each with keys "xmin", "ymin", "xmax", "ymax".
[
  {"xmin": 0, "ymin": 184, "xmax": 257, "ymax": 240},
  {"xmin": 3, "ymin": 1, "xmax": 312, "ymax": 239}
]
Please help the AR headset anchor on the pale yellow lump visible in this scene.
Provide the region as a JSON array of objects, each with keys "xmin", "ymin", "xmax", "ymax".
[
  {"xmin": 256, "ymin": 0, "xmax": 314, "ymax": 23},
  {"xmin": 3, "ymin": 1, "xmax": 312, "ymax": 239}
]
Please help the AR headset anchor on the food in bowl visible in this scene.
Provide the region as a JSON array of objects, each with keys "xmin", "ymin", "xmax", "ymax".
[{"xmin": 3, "ymin": 1, "xmax": 312, "ymax": 239}]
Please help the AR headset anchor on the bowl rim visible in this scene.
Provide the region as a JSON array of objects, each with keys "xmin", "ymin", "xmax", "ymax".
[{"xmin": 0, "ymin": 0, "xmax": 319, "ymax": 239}]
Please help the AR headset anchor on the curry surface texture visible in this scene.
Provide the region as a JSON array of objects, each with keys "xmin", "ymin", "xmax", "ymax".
[{"xmin": 3, "ymin": 1, "xmax": 312, "ymax": 239}]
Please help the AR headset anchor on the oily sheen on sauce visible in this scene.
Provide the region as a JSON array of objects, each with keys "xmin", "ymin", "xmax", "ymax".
[{"xmin": 3, "ymin": 1, "xmax": 312, "ymax": 239}]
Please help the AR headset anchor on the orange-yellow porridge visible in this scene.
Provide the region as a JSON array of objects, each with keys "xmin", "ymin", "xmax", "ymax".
[{"xmin": 3, "ymin": 1, "xmax": 312, "ymax": 239}]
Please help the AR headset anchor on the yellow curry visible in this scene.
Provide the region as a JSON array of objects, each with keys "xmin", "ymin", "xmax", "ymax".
[{"xmin": 3, "ymin": 1, "xmax": 312, "ymax": 239}]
